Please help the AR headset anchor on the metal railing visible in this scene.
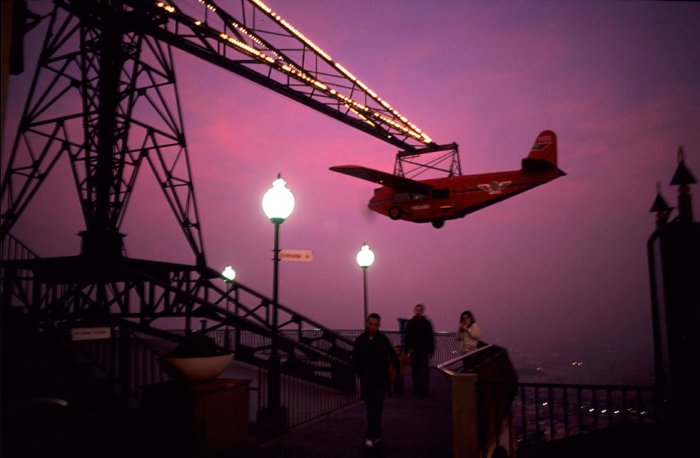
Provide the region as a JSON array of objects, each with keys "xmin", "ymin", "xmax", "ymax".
[
  {"xmin": 24, "ymin": 317, "xmax": 663, "ymax": 444},
  {"xmin": 73, "ymin": 328, "xmax": 171, "ymax": 408},
  {"xmin": 1, "ymin": 234, "xmax": 41, "ymax": 311},
  {"xmin": 436, "ymin": 341, "xmax": 659, "ymax": 452},
  {"xmin": 74, "ymin": 328, "xmax": 361, "ymax": 430},
  {"xmin": 257, "ymin": 366, "xmax": 361, "ymax": 429},
  {"xmin": 512, "ymin": 382, "xmax": 658, "ymax": 447}
]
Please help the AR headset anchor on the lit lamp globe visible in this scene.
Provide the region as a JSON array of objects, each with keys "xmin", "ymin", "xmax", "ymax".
[
  {"xmin": 222, "ymin": 265, "xmax": 236, "ymax": 282},
  {"xmin": 356, "ymin": 244, "xmax": 375, "ymax": 269},
  {"xmin": 262, "ymin": 174, "xmax": 295, "ymax": 223}
]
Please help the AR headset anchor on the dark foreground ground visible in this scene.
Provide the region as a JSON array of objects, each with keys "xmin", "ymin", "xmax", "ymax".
[{"xmin": 5, "ymin": 366, "xmax": 691, "ymax": 458}]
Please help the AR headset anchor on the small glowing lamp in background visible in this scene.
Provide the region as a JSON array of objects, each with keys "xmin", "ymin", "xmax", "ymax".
[{"xmin": 222, "ymin": 265, "xmax": 236, "ymax": 282}]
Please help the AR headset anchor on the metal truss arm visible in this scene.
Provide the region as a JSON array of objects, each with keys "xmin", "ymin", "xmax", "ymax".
[
  {"xmin": 125, "ymin": 0, "xmax": 438, "ymax": 152},
  {"xmin": 2, "ymin": 3, "xmax": 207, "ymax": 263}
]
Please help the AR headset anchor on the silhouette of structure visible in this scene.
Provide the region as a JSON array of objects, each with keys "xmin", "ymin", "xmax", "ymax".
[
  {"xmin": 1, "ymin": 2, "xmax": 474, "ymax": 444},
  {"xmin": 647, "ymin": 147, "xmax": 699, "ymax": 428},
  {"xmin": 2, "ymin": 0, "xmax": 452, "ymax": 429},
  {"xmin": 4, "ymin": 2, "xmax": 688, "ymax": 456}
]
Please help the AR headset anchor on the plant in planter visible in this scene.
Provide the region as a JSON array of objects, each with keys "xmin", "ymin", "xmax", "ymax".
[{"xmin": 161, "ymin": 331, "xmax": 234, "ymax": 383}]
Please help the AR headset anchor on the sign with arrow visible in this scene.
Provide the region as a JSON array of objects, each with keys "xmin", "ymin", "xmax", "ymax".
[{"xmin": 279, "ymin": 250, "xmax": 314, "ymax": 262}]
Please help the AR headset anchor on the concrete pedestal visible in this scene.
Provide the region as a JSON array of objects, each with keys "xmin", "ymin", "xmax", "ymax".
[
  {"xmin": 142, "ymin": 378, "xmax": 251, "ymax": 458},
  {"xmin": 447, "ymin": 346, "xmax": 518, "ymax": 458},
  {"xmin": 452, "ymin": 373, "xmax": 479, "ymax": 458}
]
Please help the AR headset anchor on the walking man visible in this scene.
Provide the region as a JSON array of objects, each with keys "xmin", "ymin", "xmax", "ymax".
[
  {"xmin": 405, "ymin": 303, "xmax": 435, "ymax": 398},
  {"xmin": 352, "ymin": 313, "xmax": 400, "ymax": 448}
]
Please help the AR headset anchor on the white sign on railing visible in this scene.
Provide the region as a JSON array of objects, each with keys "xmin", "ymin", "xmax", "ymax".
[{"xmin": 71, "ymin": 327, "xmax": 112, "ymax": 341}]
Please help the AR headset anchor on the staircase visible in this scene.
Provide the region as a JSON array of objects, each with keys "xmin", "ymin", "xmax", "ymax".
[
  {"xmin": 1, "ymin": 307, "xmax": 152, "ymax": 458},
  {"xmin": 1, "ymin": 235, "xmax": 356, "ymax": 413}
]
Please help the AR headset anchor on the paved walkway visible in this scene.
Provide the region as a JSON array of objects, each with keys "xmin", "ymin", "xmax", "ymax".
[
  {"xmin": 233, "ymin": 368, "xmax": 453, "ymax": 458},
  {"xmin": 8, "ymin": 366, "xmax": 454, "ymax": 458}
]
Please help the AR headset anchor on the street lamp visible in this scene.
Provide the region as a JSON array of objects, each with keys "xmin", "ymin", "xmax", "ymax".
[
  {"xmin": 221, "ymin": 266, "xmax": 236, "ymax": 349},
  {"xmin": 356, "ymin": 243, "xmax": 375, "ymax": 327},
  {"xmin": 262, "ymin": 173, "xmax": 294, "ymax": 420},
  {"xmin": 222, "ymin": 265, "xmax": 236, "ymax": 282}
]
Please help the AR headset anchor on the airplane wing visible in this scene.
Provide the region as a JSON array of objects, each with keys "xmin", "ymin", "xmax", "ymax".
[{"xmin": 329, "ymin": 165, "xmax": 433, "ymax": 194}]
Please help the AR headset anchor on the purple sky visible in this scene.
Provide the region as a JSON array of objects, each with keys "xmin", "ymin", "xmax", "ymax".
[{"xmin": 4, "ymin": 1, "xmax": 700, "ymax": 374}]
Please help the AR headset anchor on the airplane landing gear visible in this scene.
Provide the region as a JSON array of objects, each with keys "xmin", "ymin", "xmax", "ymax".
[{"xmin": 389, "ymin": 206, "xmax": 403, "ymax": 220}]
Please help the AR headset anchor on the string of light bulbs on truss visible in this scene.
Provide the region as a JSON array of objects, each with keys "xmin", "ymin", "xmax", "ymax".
[{"xmin": 154, "ymin": 0, "xmax": 433, "ymax": 146}]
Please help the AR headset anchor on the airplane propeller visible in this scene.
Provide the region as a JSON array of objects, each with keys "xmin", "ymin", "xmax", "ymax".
[{"xmin": 360, "ymin": 198, "xmax": 376, "ymax": 224}]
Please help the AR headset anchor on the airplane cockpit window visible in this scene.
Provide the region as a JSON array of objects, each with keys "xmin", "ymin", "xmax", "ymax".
[
  {"xmin": 394, "ymin": 192, "xmax": 411, "ymax": 202},
  {"xmin": 432, "ymin": 189, "xmax": 449, "ymax": 199},
  {"xmin": 395, "ymin": 192, "xmax": 428, "ymax": 202}
]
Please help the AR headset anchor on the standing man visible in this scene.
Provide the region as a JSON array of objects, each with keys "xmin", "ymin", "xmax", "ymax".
[
  {"xmin": 405, "ymin": 303, "xmax": 435, "ymax": 398},
  {"xmin": 352, "ymin": 313, "xmax": 400, "ymax": 449}
]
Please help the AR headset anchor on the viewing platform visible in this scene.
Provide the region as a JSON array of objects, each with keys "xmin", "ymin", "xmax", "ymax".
[
  {"xmin": 232, "ymin": 368, "xmax": 452, "ymax": 458},
  {"xmin": 136, "ymin": 367, "xmax": 677, "ymax": 458},
  {"xmin": 3, "ymin": 329, "xmax": 669, "ymax": 458}
]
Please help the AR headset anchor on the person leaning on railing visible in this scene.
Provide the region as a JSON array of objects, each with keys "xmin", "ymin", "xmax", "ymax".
[{"xmin": 457, "ymin": 310, "xmax": 482, "ymax": 354}]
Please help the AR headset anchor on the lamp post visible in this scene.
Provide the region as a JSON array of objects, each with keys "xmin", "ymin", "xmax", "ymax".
[
  {"xmin": 262, "ymin": 173, "xmax": 294, "ymax": 417},
  {"xmin": 221, "ymin": 265, "xmax": 236, "ymax": 349},
  {"xmin": 356, "ymin": 243, "xmax": 375, "ymax": 327}
]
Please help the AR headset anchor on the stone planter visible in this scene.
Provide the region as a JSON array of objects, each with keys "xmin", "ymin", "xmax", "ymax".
[{"xmin": 161, "ymin": 353, "xmax": 234, "ymax": 383}]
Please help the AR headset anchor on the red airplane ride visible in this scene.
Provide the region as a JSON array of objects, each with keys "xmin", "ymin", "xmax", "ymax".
[{"xmin": 330, "ymin": 130, "xmax": 565, "ymax": 228}]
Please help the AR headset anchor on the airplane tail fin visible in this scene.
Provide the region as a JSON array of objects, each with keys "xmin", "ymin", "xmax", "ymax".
[{"xmin": 521, "ymin": 130, "xmax": 565, "ymax": 176}]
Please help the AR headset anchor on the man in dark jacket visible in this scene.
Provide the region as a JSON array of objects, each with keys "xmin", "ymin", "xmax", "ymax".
[
  {"xmin": 352, "ymin": 313, "xmax": 400, "ymax": 449},
  {"xmin": 405, "ymin": 303, "xmax": 435, "ymax": 397}
]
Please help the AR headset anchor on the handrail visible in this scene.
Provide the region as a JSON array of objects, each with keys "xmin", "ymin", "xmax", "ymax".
[
  {"xmin": 436, "ymin": 343, "xmax": 496, "ymax": 376},
  {"xmin": 513, "ymin": 381, "xmax": 657, "ymax": 448},
  {"xmin": 1, "ymin": 233, "xmax": 40, "ymax": 261},
  {"xmin": 434, "ymin": 343, "xmax": 658, "ymax": 451}
]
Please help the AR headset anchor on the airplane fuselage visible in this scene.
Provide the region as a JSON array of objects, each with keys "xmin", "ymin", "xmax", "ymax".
[
  {"xmin": 368, "ymin": 167, "xmax": 561, "ymax": 226},
  {"xmin": 332, "ymin": 130, "xmax": 564, "ymax": 228}
]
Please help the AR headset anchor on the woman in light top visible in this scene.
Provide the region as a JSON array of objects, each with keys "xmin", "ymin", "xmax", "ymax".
[{"xmin": 457, "ymin": 310, "xmax": 481, "ymax": 354}]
